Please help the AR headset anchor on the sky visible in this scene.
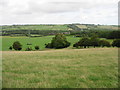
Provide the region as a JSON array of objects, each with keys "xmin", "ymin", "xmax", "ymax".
[{"xmin": 0, "ymin": 0, "xmax": 119, "ymax": 25}]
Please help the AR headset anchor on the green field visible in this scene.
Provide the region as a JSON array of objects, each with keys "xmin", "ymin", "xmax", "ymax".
[
  {"xmin": 1, "ymin": 36, "xmax": 81, "ymax": 51},
  {"xmin": 2, "ymin": 48, "xmax": 118, "ymax": 88},
  {"xmin": 1, "ymin": 24, "xmax": 72, "ymax": 31},
  {"xmin": 1, "ymin": 24, "xmax": 118, "ymax": 31},
  {"xmin": 1, "ymin": 36, "xmax": 114, "ymax": 51}
]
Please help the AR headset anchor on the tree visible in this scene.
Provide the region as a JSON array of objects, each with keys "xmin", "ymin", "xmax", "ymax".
[
  {"xmin": 112, "ymin": 39, "xmax": 120, "ymax": 47},
  {"xmin": 35, "ymin": 46, "xmax": 40, "ymax": 50},
  {"xmin": 90, "ymin": 35, "xmax": 100, "ymax": 48},
  {"xmin": 99, "ymin": 40, "xmax": 111, "ymax": 47},
  {"xmin": 45, "ymin": 43, "xmax": 52, "ymax": 48},
  {"xmin": 73, "ymin": 42, "xmax": 79, "ymax": 48},
  {"xmin": 73, "ymin": 37, "xmax": 91, "ymax": 48},
  {"xmin": 9, "ymin": 46, "xmax": 12, "ymax": 50},
  {"xmin": 12, "ymin": 41, "xmax": 22, "ymax": 50},
  {"xmin": 45, "ymin": 34, "xmax": 70, "ymax": 49},
  {"xmin": 107, "ymin": 31, "xmax": 120, "ymax": 39},
  {"xmin": 79, "ymin": 37, "xmax": 91, "ymax": 48}
]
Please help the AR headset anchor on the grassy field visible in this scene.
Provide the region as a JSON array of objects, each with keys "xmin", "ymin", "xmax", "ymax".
[
  {"xmin": 2, "ymin": 48, "xmax": 118, "ymax": 88},
  {"xmin": 1, "ymin": 36, "xmax": 114, "ymax": 51},
  {"xmin": 1, "ymin": 36, "xmax": 80, "ymax": 51},
  {"xmin": 1, "ymin": 24, "xmax": 71, "ymax": 31}
]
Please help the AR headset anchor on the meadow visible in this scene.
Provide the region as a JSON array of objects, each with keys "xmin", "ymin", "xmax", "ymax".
[
  {"xmin": 1, "ymin": 36, "xmax": 113, "ymax": 51},
  {"xmin": 2, "ymin": 48, "xmax": 118, "ymax": 88},
  {"xmin": 1, "ymin": 24, "xmax": 118, "ymax": 88},
  {"xmin": 1, "ymin": 36, "xmax": 81, "ymax": 51}
]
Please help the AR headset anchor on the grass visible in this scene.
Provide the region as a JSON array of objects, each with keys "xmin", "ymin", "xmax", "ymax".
[
  {"xmin": 1, "ymin": 24, "xmax": 71, "ymax": 31},
  {"xmin": 1, "ymin": 36, "xmax": 80, "ymax": 51},
  {"xmin": 2, "ymin": 48, "xmax": 118, "ymax": 88},
  {"xmin": 1, "ymin": 36, "xmax": 114, "ymax": 51}
]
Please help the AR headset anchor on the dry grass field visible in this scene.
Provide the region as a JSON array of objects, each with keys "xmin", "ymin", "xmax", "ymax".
[{"xmin": 2, "ymin": 48, "xmax": 118, "ymax": 88}]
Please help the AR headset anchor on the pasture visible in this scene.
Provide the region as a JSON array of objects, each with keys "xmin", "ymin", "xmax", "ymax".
[
  {"xmin": 1, "ymin": 36, "xmax": 80, "ymax": 51},
  {"xmin": 1, "ymin": 36, "xmax": 113, "ymax": 51},
  {"xmin": 2, "ymin": 48, "xmax": 118, "ymax": 88},
  {"xmin": 1, "ymin": 24, "xmax": 71, "ymax": 31}
]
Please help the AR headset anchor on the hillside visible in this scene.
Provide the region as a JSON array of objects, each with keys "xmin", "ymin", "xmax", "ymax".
[{"xmin": 0, "ymin": 24, "xmax": 118, "ymax": 31}]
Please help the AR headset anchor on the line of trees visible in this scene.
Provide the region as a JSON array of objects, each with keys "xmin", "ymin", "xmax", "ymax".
[
  {"xmin": 70, "ymin": 30, "xmax": 120, "ymax": 39},
  {"xmin": 73, "ymin": 36, "xmax": 120, "ymax": 48},
  {"xmin": 2, "ymin": 29, "xmax": 120, "ymax": 40}
]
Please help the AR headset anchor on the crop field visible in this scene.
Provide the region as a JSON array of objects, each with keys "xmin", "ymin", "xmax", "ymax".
[
  {"xmin": 2, "ymin": 48, "xmax": 118, "ymax": 88},
  {"xmin": 1, "ymin": 25, "xmax": 72, "ymax": 31},
  {"xmin": 76, "ymin": 25, "xmax": 88, "ymax": 29}
]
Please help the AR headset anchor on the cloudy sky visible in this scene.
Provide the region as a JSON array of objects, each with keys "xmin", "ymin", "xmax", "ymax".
[{"xmin": 0, "ymin": 0, "xmax": 119, "ymax": 25}]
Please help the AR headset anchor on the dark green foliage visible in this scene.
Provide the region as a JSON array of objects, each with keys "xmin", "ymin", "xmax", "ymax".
[
  {"xmin": 73, "ymin": 37, "xmax": 91, "ymax": 48},
  {"xmin": 70, "ymin": 30, "xmax": 120, "ymax": 39},
  {"xmin": 112, "ymin": 39, "xmax": 120, "ymax": 47},
  {"xmin": 90, "ymin": 35, "xmax": 100, "ymax": 48},
  {"xmin": 12, "ymin": 41, "xmax": 22, "ymax": 50},
  {"xmin": 73, "ymin": 35, "xmax": 112, "ymax": 48},
  {"xmin": 45, "ymin": 34, "xmax": 70, "ymax": 49},
  {"xmin": 79, "ymin": 37, "xmax": 91, "ymax": 48},
  {"xmin": 9, "ymin": 46, "xmax": 12, "ymax": 50},
  {"xmin": 25, "ymin": 47, "xmax": 33, "ymax": 51},
  {"xmin": 107, "ymin": 31, "xmax": 120, "ymax": 39},
  {"xmin": 73, "ymin": 43, "xmax": 79, "ymax": 48},
  {"xmin": 45, "ymin": 43, "xmax": 52, "ymax": 48},
  {"xmin": 35, "ymin": 46, "xmax": 40, "ymax": 50},
  {"xmin": 99, "ymin": 40, "xmax": 111, "ymax": 47}
]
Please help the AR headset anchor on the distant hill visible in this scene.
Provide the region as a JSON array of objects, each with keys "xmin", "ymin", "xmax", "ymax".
[{"xmin": 0, "ymin": 24, "xmax": 118, "ymax": 31}]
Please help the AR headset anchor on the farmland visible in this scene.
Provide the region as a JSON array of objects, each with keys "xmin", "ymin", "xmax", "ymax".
[
  {"xmin": 1, "ymin": 36, "xmax": 114, "ymax": 51},
  {"xmin": 1, "ymin": 24, "xmax": 119, "ymax": 88},
  {"xmin": 2, "ymin": 48, "xmax": 118, "ymax": 88},
  {"xmin": 1, "ymin": 36, "xmax": 81, "ymax": 51},
  {"xmin": 0, "ymin": 24, "xmax": 118, "ymax": 31}
]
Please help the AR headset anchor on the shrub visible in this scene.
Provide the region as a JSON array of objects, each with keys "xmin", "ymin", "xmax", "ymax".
[
  {"xmin": 12, "ymin": 41, "xmax": 22, "ymax": 51},
  {"xmin": 112, "ymin": 39, "xmax": 120, "ymax": 47},
  {"xmin": 9, "ymin": 46, "xmax": 12, "ymax": 50},
  {"xmin": 45, "ymin": 43, "xmax": 52, "ymax": 48},
  {"xmin": 25, "ymin": 47, "xmax": 33, "ymax": 51},
  {"xmin": 99, "ymin": 40, "xmax": 111, "ymax": 47},
  {"xmin": 35, "ymin": 46, "xmax": 40, "ymax": 50},
  {"xmin": 45, "ymin": 34, "xmax": 70, "ymax": 49}
]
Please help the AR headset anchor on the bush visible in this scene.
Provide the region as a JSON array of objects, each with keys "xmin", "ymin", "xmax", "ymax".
[
  {"xmin": 112, "ymin": 39, "xmax": 120, "ymax": 47},
  {"xmin": 99, "ymin": 40, "xmax": 111, "ymax": 47},
  {"xmin": 45, "ymin": 43, "xmax": 52, "ymax": 48},
  {"xmin": 12, "ymin": 41, "xmax": 22, "ymax": 50},
  {"xmin": 9, "ymin": 46, "xmax": 12, "ymax": 50},
  {"xmin": 35, "ymin": 46, "xmax": 40, "ymax": 50},
  {"xmin": 45, "ymin": 34, "xmax": 70, "ymax": 49},
  {"xmin": 25, "ymin": 47, "xmax": 33, "ymax": 51}
]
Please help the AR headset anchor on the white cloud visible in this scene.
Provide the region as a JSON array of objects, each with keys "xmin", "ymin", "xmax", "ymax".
[{"xmin": 0, "ymin": 0, "xmax": 119, "ymax": 25}]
